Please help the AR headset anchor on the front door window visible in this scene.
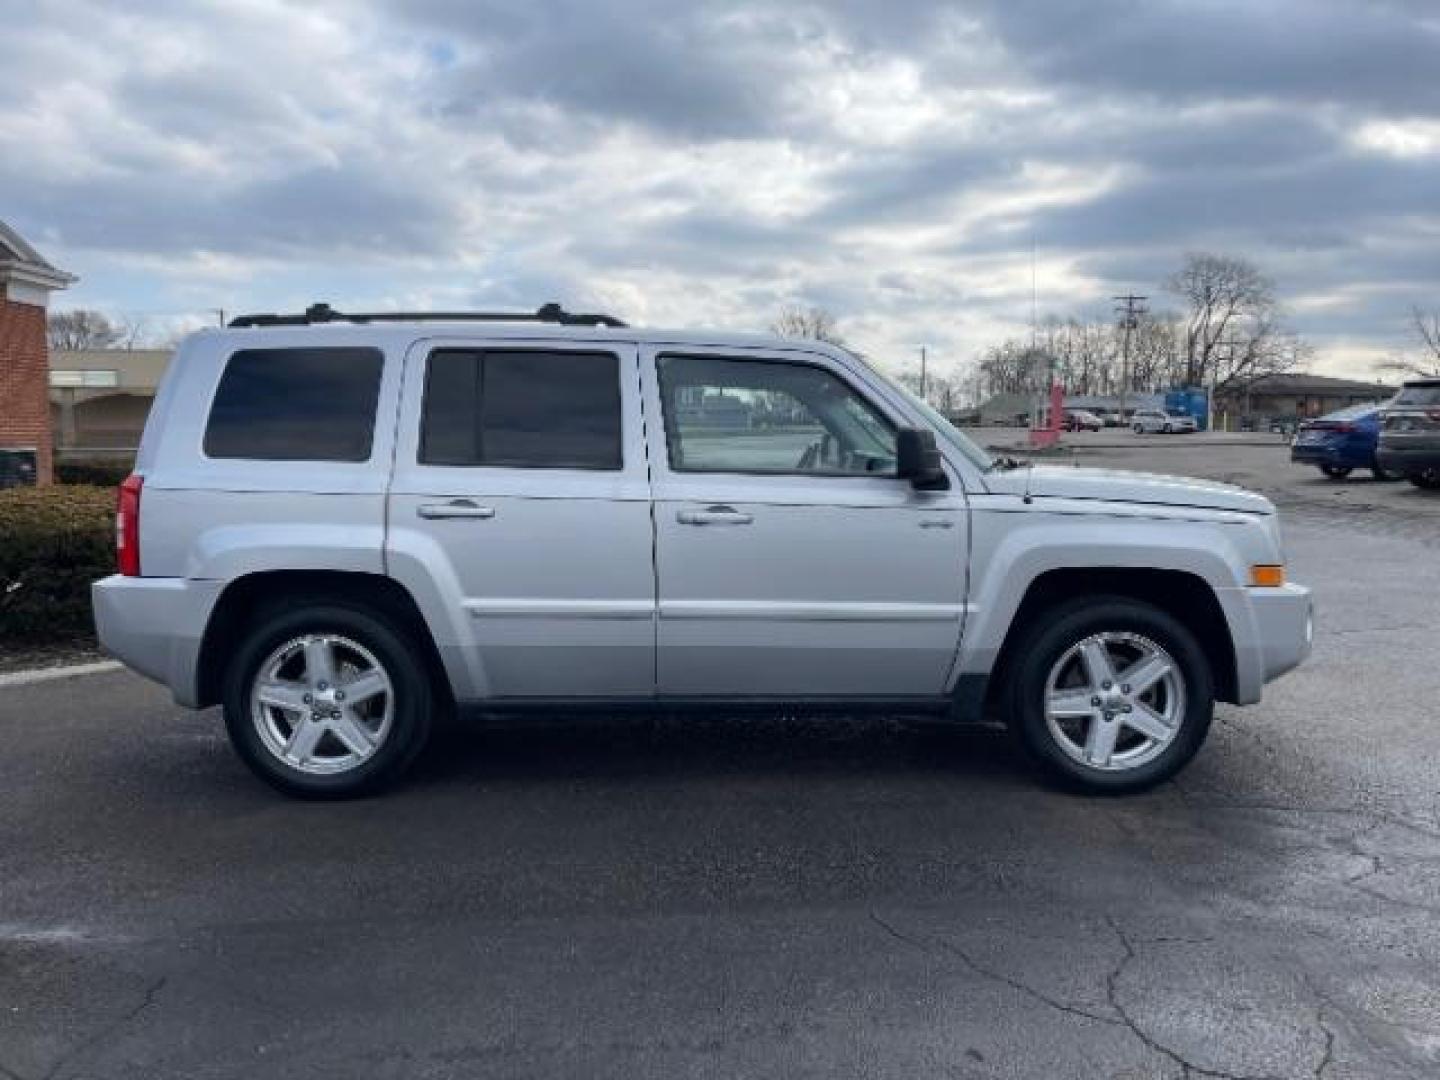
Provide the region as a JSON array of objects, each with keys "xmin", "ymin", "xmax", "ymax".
[{"xmin": 658, "ymin": 354, "xmax": 896, "ymax": 476}]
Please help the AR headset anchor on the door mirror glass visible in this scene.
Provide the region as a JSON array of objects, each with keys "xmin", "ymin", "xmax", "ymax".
[{"xmin": 895, "ymin": 428, "xmax": 948, "ymax": 490}]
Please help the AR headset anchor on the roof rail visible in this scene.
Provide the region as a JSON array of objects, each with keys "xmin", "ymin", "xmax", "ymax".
[{"xmin": 228, "ymin": 302, "xmax": 627, "ymax": 329}]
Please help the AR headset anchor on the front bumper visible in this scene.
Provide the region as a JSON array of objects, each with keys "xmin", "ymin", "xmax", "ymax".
[
  {"xmin": 92, "ymin": 575, "xmax": 225, "ymax": 707},
  {"xmin": 1217, "ymin": 583, "xmax": 1313, "ymax": 704}
]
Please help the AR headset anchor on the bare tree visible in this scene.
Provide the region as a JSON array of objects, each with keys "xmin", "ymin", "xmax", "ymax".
[
  {"xmin": 47, "ymin": 309, "xmax": 124, "ymax": 351},
  {"xmin": 894, "ymin": 369, "xmax": 962, "ymax": 411},
  {"xmin": 771, "ymin": 305, "xmax": 846, "ymax": 346},
  {"xmin": 114, "ymin": 315, "xmax": 151, "ymax": 350},
  {"xmin": 1165, "ymin": 252, "xmax": 1299, "ymax": 390},
  {"xmin": 977, "ymin": 342, "xmax": 1054, "ymax": 397},
  {"xmin": 1124, "ymin": 311, "xmax": 1184, "ymax": 392},
  {"xmin": 1414, "ymin": 307, "xmax": 1440, "ymax": 365},
  {"xmin": 1380, "ymin": 306, "xmax": 1440, "ymax": 378}
]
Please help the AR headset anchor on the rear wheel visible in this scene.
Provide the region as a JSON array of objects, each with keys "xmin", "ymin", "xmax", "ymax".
[
  {"xmin": 1005, "ymin": 597, "xmax": 1214, "ymax": 794},
  {"xmin": 1371, "ymin": 465, "xmax": 1403, "ymax": 481},
  {"xmin": 1321, "ymin": 465, "xmax": 1353, "ymax": 480},
  {"xmin": 1409, "ymin": 469, "xmax": 1440, "ymax": 490},
  {"xmin": 222, "ymin": 602, "xmax": 434, "ymax": 798}
]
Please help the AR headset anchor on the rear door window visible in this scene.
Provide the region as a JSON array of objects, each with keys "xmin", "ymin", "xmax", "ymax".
[
  {"xmin": 204, "ymin": 347, "xmax": 383, "ymax": 461},
  {"xmin": 419, "ymin": 349, "xmax": 622, "ymax": 469}
]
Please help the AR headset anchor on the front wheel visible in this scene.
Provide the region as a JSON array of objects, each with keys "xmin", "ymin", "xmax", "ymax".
[
  {"xmin": 222, "ymin": 602, "xmax": 435, "ymax": 798},
  {"xmin": 1005, "ymin": 597, "xmax": 1214, "ymax": 794},
  {"xmin": 1320, "ymin": 465, "xmax": 1352, "ymax": 480},
  {"xmin": 1410, "ymin": 469, "xmax": 1440, "ymax": 490}
]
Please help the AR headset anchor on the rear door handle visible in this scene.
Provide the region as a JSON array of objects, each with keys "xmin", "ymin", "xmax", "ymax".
[
  {"xmin": 418, "ymin": 500, "xmax": 496, "ymax": 520},
  {"xmin": 677, "ymin": 506, "xmax": 753, "ymax": 526}
]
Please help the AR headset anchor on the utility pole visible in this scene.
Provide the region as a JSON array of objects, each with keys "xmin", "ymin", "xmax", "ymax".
[
  {"xmin": 919, "ymin": 345, "xmax": 928, "ymax": 401},
  {"xmin": 211, "ymin": 308, "xmax": 226, "ymax": 327},
  {"xmin": 1212, "ymin": 338, "xmax": 1241, "ymax": 431},
  {"xmin": 1114, "ymin": 294, "xmax": 1148, "ymax": 421}
]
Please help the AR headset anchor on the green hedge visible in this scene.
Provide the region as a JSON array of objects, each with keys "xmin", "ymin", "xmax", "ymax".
[
  {"xmin": 56, "ymin": 458, "xmax": 133, "ymax": 488},
  {"xmin": 0, "ymin": 485, "xmax": 115, "ymax": 644}
]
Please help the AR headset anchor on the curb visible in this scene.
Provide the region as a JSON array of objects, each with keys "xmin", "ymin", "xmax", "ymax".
[{"xmin": 0, "ymin": 660, "xmax": 124, "ymax": 689}]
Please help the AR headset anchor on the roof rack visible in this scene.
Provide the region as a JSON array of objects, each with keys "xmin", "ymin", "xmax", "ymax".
[{"xmin": 228, "ymin": 302, "xmax": 627, "ymax": 329}]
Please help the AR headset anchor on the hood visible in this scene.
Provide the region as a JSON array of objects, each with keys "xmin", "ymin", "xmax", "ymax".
[{"xmin": 986, "ymin": 465, "xmax": 1274, "ymax": 515}]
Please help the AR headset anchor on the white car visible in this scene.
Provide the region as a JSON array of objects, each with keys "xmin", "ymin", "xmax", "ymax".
[
  {"xmin": 1133, "ymin": 409, "xmax": 1199, "ymax": 434},
  {"xmin": 93, "ymin": 303, "xmax": 1310, "ymax": 798}
]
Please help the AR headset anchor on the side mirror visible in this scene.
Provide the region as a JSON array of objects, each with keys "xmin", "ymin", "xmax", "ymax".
[{"xmin": 895, "ymin": 428, "xmax": 949, "ymax": 490}]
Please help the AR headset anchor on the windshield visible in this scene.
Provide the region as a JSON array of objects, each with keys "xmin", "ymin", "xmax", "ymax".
[{"xmin": 858, "ymin": 357, "xmax": 994, "ymax": 470}]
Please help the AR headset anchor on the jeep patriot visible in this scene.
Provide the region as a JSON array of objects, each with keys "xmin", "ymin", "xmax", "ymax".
[{"xmin": 93, "ymin": 304, "xmax": 1313, "ymax": 797}]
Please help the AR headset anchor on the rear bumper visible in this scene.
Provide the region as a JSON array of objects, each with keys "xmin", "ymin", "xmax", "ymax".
[
  {"xmin": 1216, "ymin": 583, "xmax": 1313, "ymax": 704},
  {"xmin": 92, "ymin": 575, "xmax": 225, "ymax": 707},
  {"xmin": 1290, "ymin": 448, "xmax": 1372, "ymax": 469}
]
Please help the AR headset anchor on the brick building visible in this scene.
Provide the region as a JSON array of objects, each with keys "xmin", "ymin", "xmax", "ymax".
[{"xmin": 0, "ymin": 220, "xmax": 75, "ymax": 484}]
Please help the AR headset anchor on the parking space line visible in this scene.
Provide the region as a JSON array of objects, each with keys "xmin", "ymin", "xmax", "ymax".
[{"xmin": 0, "ymin": 659, "xmax": 124, "ymax": 689}]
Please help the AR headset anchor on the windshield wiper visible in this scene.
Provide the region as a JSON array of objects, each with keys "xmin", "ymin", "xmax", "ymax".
[{"xmin": 986, "ymin": 454, "xmax": 1031, "ymax": 472}]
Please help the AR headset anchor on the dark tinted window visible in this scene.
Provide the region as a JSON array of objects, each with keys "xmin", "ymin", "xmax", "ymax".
[
  {"xmin": 420, "ymin": 349, "xmax": 622, "ymax": 469},
  {"xmin": 204, "ymin": 347, "xmax": 383, "ymax": 461}
]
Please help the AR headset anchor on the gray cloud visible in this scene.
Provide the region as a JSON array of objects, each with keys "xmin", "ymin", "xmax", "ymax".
[
  {"xmin": 0, "ymin": 0, "xmax": 1435, "ymax": 371},
  {"xmin": 974, "ymin": 0, "xmax": 1440, "ymax": 114},
  {"xmin": 402, "ymin": 0, "xmax": 806, "ymax": 138}
]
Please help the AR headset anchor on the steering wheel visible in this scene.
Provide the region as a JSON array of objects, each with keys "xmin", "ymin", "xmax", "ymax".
[{"xmin": 797, "ymin": 433, "xmax": 836, "ymax": 471}]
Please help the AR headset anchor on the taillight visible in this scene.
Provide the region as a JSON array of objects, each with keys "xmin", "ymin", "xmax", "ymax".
[{"xmin": 116, "ymin": 474, "xmax": 143, "ymax": 576}]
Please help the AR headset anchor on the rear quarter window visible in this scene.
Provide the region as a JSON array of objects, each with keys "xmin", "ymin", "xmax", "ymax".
[{"xmin": 204, "ymin": 347, "xmax": 384, "ymax": 461}]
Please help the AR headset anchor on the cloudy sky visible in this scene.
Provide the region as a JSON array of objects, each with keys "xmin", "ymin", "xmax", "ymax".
[{"xmin": 2, "ymin": 0, "xmax": 1437, "ymax": 380}]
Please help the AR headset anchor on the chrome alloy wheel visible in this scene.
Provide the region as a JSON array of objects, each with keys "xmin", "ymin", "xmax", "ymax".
[
  {"xmin": 250, "ymin": 634, "xmax": 394, "ymax": 776},
  {"xmin": 1043, "ymin": 631, "xmax": 1185, "ymax": 772}
]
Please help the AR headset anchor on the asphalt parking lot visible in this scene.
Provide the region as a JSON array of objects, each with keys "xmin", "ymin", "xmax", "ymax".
[{"xmin": 3, "ymin": 439, "xmax": 1438, "ymax": 1079}]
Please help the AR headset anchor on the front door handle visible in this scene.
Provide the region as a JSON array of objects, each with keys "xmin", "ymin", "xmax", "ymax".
[
  {"xmin": 677, "ymin": 506, "xmax": 754, "ymax": 526},
  {"xmin": 418, "ymin": 499, "xmax": 496, "ymax": 520}
]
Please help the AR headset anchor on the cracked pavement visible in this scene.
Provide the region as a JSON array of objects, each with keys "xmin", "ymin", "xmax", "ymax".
[{"xmin": 2, "ymin": 444, "xmax": 1438, "ymax": 1079}]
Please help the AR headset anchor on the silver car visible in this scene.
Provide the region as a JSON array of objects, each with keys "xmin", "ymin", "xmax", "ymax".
[
  {"xmin": 93, "ymin": 304, "xmax": 1311, "ymax": 798},
  {"xmin": 1133, "ymin": 408, "xmax": 1199, "ymax": 434}
]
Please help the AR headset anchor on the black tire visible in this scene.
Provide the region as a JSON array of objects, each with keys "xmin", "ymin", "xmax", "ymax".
[
  {"xmin": 1005, "ymin": 596, "xmax": 1214, "ymax": 794},
  {"xmin": 222, "ymin": 601, "xmax": 434, "ymax": 798},
  {"xmin": 1320, "ymin": 465, "xmax": 1352, "ymax": 480},
  {"xmin": 1371, "ymin": 465, "xmax": 1403, "ymax": 481},
  {"xmin": 1409, "ymin": 469, "xmax": 1440, "ymax": 490},
  {"xmin": 1133, "ymin": 425, "xmax": 1144, "ymax": 435}
]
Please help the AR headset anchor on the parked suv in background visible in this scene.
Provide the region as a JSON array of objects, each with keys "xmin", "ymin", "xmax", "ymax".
[
  {"xmin": 1063, "ymin": 409, "xmax": 1103, "ymax": 432},
  {"xmin": 93, "ymin": 304, "xmax": 1312, "ymax": 798},
  {"xmin": 1377, "ymin": 378, "xmax": 1440, "ymax": 489}
]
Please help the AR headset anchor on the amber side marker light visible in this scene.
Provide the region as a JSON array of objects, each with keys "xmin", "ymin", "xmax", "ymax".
[{"xmin": 1250, "ymin": 565, "xmax": 1286, "ymax": 587}]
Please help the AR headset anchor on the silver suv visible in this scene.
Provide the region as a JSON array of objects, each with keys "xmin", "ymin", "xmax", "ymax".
[{"xmin": 93, "ymin": 304, "xmax": 1312, "ymax": 798}]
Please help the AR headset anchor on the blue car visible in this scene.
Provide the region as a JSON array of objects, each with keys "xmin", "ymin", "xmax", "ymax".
[{"xmin": 1290, "ymin": 403, "xmax": 1401, "ymax": 481}]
